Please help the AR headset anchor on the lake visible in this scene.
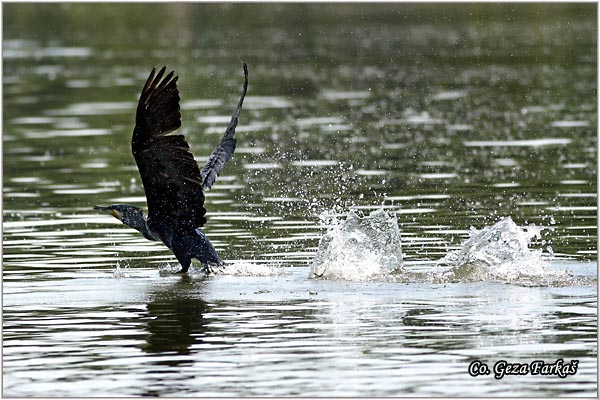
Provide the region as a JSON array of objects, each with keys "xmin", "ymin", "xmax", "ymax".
[{"xmin": 2, "ymin": 3, "xmax": 597, "ymax": 397}]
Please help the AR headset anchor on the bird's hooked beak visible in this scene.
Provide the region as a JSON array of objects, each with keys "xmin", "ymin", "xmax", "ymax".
[{"xmin": 94, "ymin": 205, "xmax": 123, "ymax": 221}]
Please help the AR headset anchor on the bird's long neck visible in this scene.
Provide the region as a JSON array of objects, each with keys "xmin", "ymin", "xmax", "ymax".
[{"xmin": 125, "ymin": 213, "xmax": 159, "ymax": 241}]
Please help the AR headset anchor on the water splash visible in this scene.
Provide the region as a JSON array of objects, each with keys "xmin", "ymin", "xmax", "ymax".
[
  {"xmin": 112, "ymin": 260, "xmax": 134, "ymax": 279},
  {"xmin": 157, "ymin": 262, "xmax": 282, "ymax": 277},
  {"xmin": 435, "ymin": 216, "xmax": 562, "ymax": 284},
  {"xmin": 112, "ymin": 261, "xmax": 124, "ymax": 278},
  {"xmin": 308, "ymin": 209, "xmax": 585, "ymax": 286},
  {"xmin": 219, "ymin": 262, "xmax": 283, "ymax": 276},
  {"xmin": 309, "ymin": 208, "xmax": 403, "ymax": 281},
  {"xmin": 146, "ymin": 213, "xmax": 582, "ymax": 286},
  {"xmin": 158, "ymin": 263, "xmax": 182, "ymax": 276}
]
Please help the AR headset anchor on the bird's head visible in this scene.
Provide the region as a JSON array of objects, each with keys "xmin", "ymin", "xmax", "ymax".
[{"xmin": 94, "ymin": 204, "xmax": 145, "ymax": 227}]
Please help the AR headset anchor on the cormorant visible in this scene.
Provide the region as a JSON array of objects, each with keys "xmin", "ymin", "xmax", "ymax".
[{"xmin": 95, "ymin": 63, "xmax": 248, "ymax": 273}]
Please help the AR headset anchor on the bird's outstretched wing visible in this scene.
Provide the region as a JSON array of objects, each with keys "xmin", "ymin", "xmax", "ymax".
[
  {"xmin": 201, "ymin": 62, "xmax": 249, "ymax": 190},
  {"xmin": 132, "ymin": 66, "xmax": 208, "ymax": 228}
]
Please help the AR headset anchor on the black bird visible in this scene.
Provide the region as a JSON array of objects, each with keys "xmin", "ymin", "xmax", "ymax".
[{"xmin": 95, "ymin": 63, "xmax": 248, "ymax": 273}]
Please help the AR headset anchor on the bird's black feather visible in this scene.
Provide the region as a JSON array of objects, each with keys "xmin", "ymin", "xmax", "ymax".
[
  {"xmin": 97, "ymin": 64, "xmax": 248, "ymax": 273},
  {"xmin": 132, "ymin": 66, "xmax": 207, "ymax": 228},
  {"xmin": 201, "ymin": 62, "xmax": 249, "ymax": 190}
]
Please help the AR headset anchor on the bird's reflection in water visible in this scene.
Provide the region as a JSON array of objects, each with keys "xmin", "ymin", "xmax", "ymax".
[{"xmin": 141, "ymin": 275, "xmax": 210, "ymax": 366}]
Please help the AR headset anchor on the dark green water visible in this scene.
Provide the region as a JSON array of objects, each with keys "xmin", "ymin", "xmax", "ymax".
[{"xmin": 3, "ymin": 3, "xmax": 597, "ymax": 397}]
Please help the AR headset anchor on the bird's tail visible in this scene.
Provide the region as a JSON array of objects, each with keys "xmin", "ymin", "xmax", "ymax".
[{"xmin": 193, "ymin": 228, "xmax": 225, "ymax": 271}]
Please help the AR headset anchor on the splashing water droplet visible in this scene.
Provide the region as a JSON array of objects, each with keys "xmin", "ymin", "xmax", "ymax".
[
  {"xmin": 310, "ymin": 208, "xmax": 403, "ymax": 281},
  {"xmin": 113, "ymin": 260, "xmax": 124, "ymax": 278},
  {"xmin": 438, "ymin": 216, "xmax": 558, "ymax": 283},
  {"xmin": 218, "ymin": 262, "xmax": 283, "ymax": 276}
]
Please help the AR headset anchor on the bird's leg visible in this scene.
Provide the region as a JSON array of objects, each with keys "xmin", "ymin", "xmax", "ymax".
[{"xmin": 175, "ymin": 254, "xmax": 192, "ymax": 274}]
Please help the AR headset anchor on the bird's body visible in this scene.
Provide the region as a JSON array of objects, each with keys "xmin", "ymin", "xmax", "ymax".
[{"xmin": 95, "ymin": 64, "xmax": 248, "ymax": 273}]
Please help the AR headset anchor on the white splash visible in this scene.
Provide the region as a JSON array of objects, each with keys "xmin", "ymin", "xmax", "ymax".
[
  {"xmin": 307, "ymin": 210, "xmax": 572, "ymax": 286},
  {"xmin": 437, "ymin": 216, "xmax": 558, "ymax": 283},
  {"xmin": 220, "ymin": 262, "xmax": 283, "ymax": 276},
  {"xmin": 112, "ymin": 261, "xmax": 125, "ymax": 278},
  {"xmin": 157, "ymin": 261, "xmax": 281, "ymax": 277},
  {"xmin": 158, "ymin": 263, "xmax": 183, "ymax": 276},
  {"xmin": 309, "ymin": 208, "xmax": 404, "ymax": 281}
]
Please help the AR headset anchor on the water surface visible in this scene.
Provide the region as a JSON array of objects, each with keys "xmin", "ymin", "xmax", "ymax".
[{"xmin": 3, "ymin": 3, "xmax": 597, "ymax": 397}]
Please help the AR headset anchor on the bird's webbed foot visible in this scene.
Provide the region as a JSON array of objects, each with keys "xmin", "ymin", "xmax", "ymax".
[{"xmin": 203, "ymin": 263, "xmax": 226, "ymax": 275}]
